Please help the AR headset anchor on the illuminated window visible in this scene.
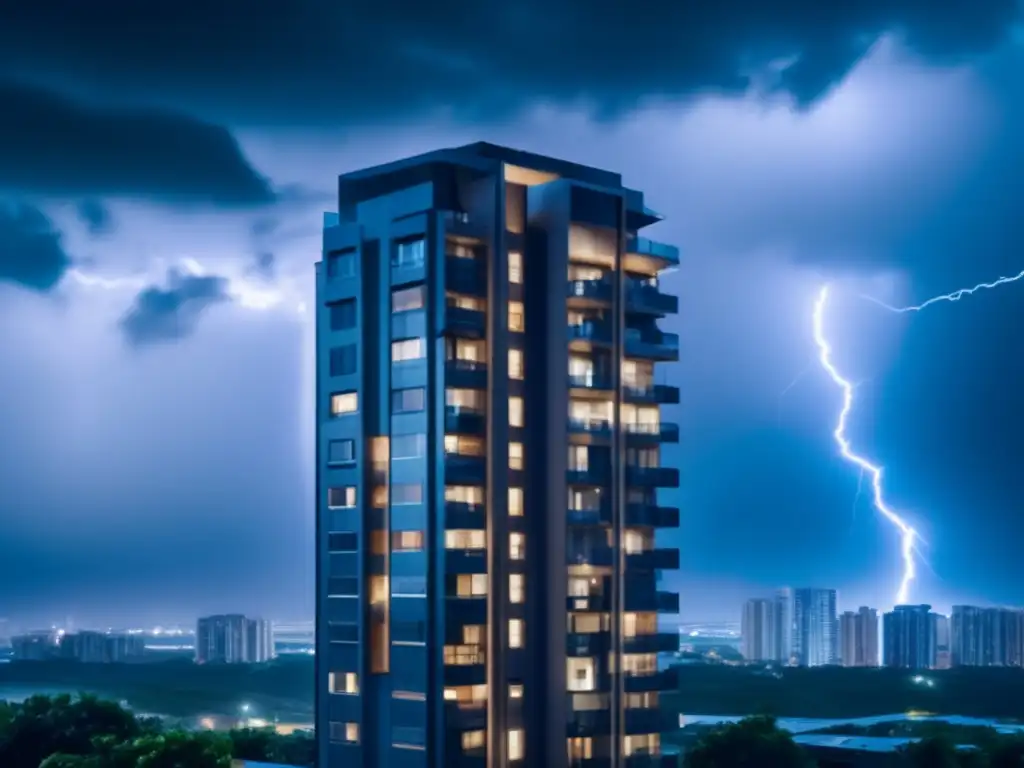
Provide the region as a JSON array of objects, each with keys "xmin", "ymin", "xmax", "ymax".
[
  {"xmin": 508, "ymin": 728, "xmax": 524, "ymax": 761},
  {"xmin": 623, "ymin": 529, "xmax": 651, "ymax": 554},
  {"xmin": 571, "ymin": 613, "xmax": 605, "ymax": 634},
  {"xmin": 509, "ymin": 684, "xmax": 524, "ymax": 699},
  {"xmin": 572, "ymin": 693, "xmax": 609, "ymax": 711},
  {"xmin": 510, "ymin": 573, "xmax": 525, "ymax": 604},
  {"xmin": 369, "ymin": 530, "xmax": 388, "ymax": 556},
  {"xmin": 456, "ymin": 574, "xmax": 488, "ymax": 597},
  {"xmin": 393, "ymin": 238, "xmax": 425, "ymax": 268},
  {"xmin": 508, "ymin": 301, "xmax": 525, "ymax": 332},
  {"xmin": 392, "ymin": 690, "xmax": 427, "ymax": 701},
  {"xmin": 509, "ymin": 348, "xmax": 524, "ymax": 380},
  {"xmin": 568, "ymin": 737, "xmax": 594, "ymax": 760},
  {"xmin": 392, "ymin": 434, "xmax": 426, "ymax": 459},
  {"xmin": 621, "ymin": 653, "xmax": 658, "ymax": 675},
  {"xmin": 510, "ymin": 532, "xmax": 525, "ymax": 560},
  {"xmin": 327, "ymin": 721, "xmax": 359, "ymax": 743},
  {"xmin": 445, "ymin": 435, "xmax": 485, "ymax": 456},
  {"xmin": 329, "ymin": 671, "xmax": 359, "ymax": 695},
  {"xmin": 330, "ymin": 391, "xmax": 358, "ymax": 416},
  {"xmin": 392, "ymin": 483, "xmax": 423, "ymax": 505},
  {"xmin": 443, "ymin": 684, "xmax": 487, "ymax": 706},
  {"xmin": 446, "ymin": 388, "xmax": 486, "ymax": 412},
  {"xmin": 392, "ymin": 531, "xmax": 425, "ymax": 552},
  {"xmin": 446, "ymin": 485, "xmax": 484, "ymax": 506},
  {"xmin": 568, "ymin": 578, "xmax": 593, "ymax": 598},
  {"xmin": 623, "ymin": 612, "xmax": 658, "ymax": 637},
  {"xmin": 446, "ymin": 292, "xmax": 485, "ymax": 311},
  {"xmin": 392, "ymin": 387, "xmax": 425, "ymax": 413},
  {"xmin": 509, "ymin": 442, "xmax": 524, "ymax": 470},
  {"xmin": 444, "ymin": 643, "xmax": 486, "ymax": 665},
  {"xmin": 626, "ymin": 692, "xmax": 659, "ymax": 709},
  {"xmin": 462, "ymin": 730, "xmax": 486, "ymax": 750},
  {"xmin": 392, "ymin": 338, "xmax": 425, "ymax": 362},
  {"xmin": 509, "ymin": 251, "xmax": 523, "ymax": 284},
  {"xmin": 463, "ymin": 625, "xmax": 483, "ymax": 644},
  {"xmin": 567, "ymin": 657, "xmax": 596, "ymax": 691},
  {"xmin": 448, "ymin": 337, "xmax": 486, "ymax": 362},
  {"xmin": 392, "ymin": 285, "xmax": 425, "ymax": 313},
  {"xmin": 446, "ymin": 529, "xmax": 486, "ymax": 550},
  {"xmin": 371, "ymin": 485, "xmax": 388, "ymax": 509},
  {"xmin": 509, "ymin": 487, "xmax": 523, "ymax": 517},
  {"xmin": 568, "ymin": 445, "xmax": 588, "ymax": 471},
  {"xmin": 624, "ymin": 734, "xmax": 660, "ymax": 756},
  {"xmin": 509, "ymin": 619, "xmax": 524, "ymax": 649},
  {"xmin": 509, "ymin": 397, "xmax": 524, "ymax": 427},
  {"xmin": 327, "ymin": 486, "xmax": 356, "ymax": 509}
]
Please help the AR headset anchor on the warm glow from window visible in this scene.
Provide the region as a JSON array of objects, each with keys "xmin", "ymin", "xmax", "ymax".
[
  {"xmin": 462, "ymin": 730, "xmax": 486, "ymax": 750},
  {"xmin": 624, "ymin": 529, "xmax": 652, "ymax": 554},
  {"xmin": 510, "ymin": 532, "xmax": 525, "ymax": 560},
  {"xmin": 509, "ymin": 683, "xmax": 524, "ymax": 699},
  {"xmin": 445, "ymin": 529, "xmax": 486, "ymax": 550},
  {"xmin": 509, "ymin": 619, "xmax": 524, "ymax": 649},
  {"xmin": 509, "ymin": 250, "xmax": 523, "ymax": 284},
  {"xmin": 329, "ymin": 671, "xmax": 359, "ymax": 694},
  {"xmin": 509, "ymin": 442, "xmax": 524, "ymax": 469},
  {"xmin": 509, "ymin": 348, "xmax": 524, "ymax": 379},
  {"xmin": 392, "ymin": 530, "xmax": 424, "ymax": 552},
  {"xmin": 392, "ymin": 338, "xmax": 425, "ymax": 362},
  {"xmin": 509, "ymin": 397, "xmax": 524, "ymax": 427},
  {"xmin": 508, "ymin": 728, "xmax": 525, "ymax": 761},
  {"xmin": 345, "ymin": 722, "xmax": 359, "ymax": 743},
  {"xmin": 330, "ymin": 391, "xmax": 358, "ymax": 415},
  {"xmin": 567, "ymin": 657, "xmax": 596, "ymax": 691},
  {"xmin": 446, "ymin": 485, "xmax": 484, "ymax": 505},
  {"xmin": 392, "ymin": 285, "xmax": 425, "ymax": 313},
  {"xmin": 508, "ymin": 301, "xmax": 525, "ymax": 332},
  {"xmin": 510, "ymin": 573, "xmax": 525, "ymax": 604},
  {"xmin": 568, "ymin": 737, "xmax": 594, "ymax": 760},
  {"xmin": 444, "ymin": 684, "xmax": 488, "ymax": 705},
  {"xmin": 568, "ymin": 445, "xmax": 588, "ymax": 471},
  {"xmin": 446, "ymin": 387, "xmax": 486, "ymax": 412},
  {"xmin": 327, "ymin": 486, "xmax": 356, "ymax": 509},
  {"xmin": 445, "ymin": 434, "xmax": 485, "ymax": 456},
  {"xmin": 624, "ymin": 734, "xmax": 660, "ymax": 756},
  {"xmin": 447, "ymin": 292, "xmax": 486, "ymax": 311},
  {"xmin": 456, "ymin": 574, "xmax": 488, "ymax": 597},
  {"xmin": 509, "ymin": 487, "xmax": 523, "ymax": 516}
]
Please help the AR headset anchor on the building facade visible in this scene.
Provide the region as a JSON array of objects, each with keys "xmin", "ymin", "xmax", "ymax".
[
  {"xmin": 883, "ymin": 605, "xmax": 935, "ymax": 670},
  {"xmin": 315, "ymin": 142, "xmax": 681, "ymax": 768},
  {"xmin": 950, "ymin": 605, "xmax": 1024, "ymax": 667},
  {"xmin": 838, "ymin": 607, "xmax": 879, "ymax": 667},
  {"xmin": 195, "ymin": 615, "xmax": 275, "ymax": 664},
  {"xmin": 741, "ymin": 599, "xmax": 776, "ymax": 662},
  {"xmin": 792, "ymin": 588, "xmax": 837, "ymax": 667}
]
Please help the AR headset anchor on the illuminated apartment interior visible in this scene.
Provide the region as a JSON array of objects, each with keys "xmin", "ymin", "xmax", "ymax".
[{"xmin": 316, "ymin": 142, "xmax": 680, "ymax": 768}]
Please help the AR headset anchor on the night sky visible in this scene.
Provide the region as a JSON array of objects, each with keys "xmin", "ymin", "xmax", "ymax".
[{"xmin": 1, "ymin": 2, "xmax": 1023, "ymax": 628}]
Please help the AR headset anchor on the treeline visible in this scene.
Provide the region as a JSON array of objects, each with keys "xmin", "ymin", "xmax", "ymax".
[{"xmin": 666, "ymin": 664, "xmax": 1024, "ymax": 720}]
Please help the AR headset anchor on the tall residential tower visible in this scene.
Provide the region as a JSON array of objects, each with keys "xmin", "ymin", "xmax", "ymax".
[{"xmin": 315, "ymin": 143, "xmax": 681, "ymax": 768}]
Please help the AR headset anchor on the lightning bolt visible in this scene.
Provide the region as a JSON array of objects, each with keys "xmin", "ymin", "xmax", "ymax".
[
  {"xmin": 863, "ymin": 269, "xmax": 1024, "ymax": 313},
  {"xmin": 813, "ymin": 285, "xmax": 918, "ymax": 606}
]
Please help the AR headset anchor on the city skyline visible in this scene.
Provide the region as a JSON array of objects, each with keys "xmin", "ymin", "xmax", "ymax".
[{"xmin": 4, "ymin": 3, "xmax": 1024, "ymax": 626}]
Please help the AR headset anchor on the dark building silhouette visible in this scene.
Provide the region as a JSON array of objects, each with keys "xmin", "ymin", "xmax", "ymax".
[
  {"xmin": 195, "ymin": 614, "xmax": 274, "ymax": 664},
  {"xmin": 883, "ymin": 604, "xmax": 935, "ymax": 670},
  {"xmin": 315, "ymin": 142, "xmax": 681, "ymax": 767},
  {"xmin": 951, "ymin": 605, "xmax": 1024, "ymax": 667},
  {"xmin": 59, "ymin": 631, "xmax": 146, "ymax": 663}
]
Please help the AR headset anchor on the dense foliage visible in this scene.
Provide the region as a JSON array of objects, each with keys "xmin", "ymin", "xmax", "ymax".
[
  {"xmin": 666, "ymin": 664, "xmax": 1024, "ymax": 720},
  {"xmin": 684, "ymin": 715, "xmax": 815, "ymax": 768},
  {"xmin": 0, "ymin": 694, "xmax": 314, "ymax": 768}
]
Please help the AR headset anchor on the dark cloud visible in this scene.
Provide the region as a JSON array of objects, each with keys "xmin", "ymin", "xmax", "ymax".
[
  {"xmin": 77, "ymin": 199, "xmax": 114, "ymax": 235},
  {"xmin": 0, "ymin": 200, "xmax": 71, "ymax": 291},
  {"xmin": 0, "ymin": 1, "xmax": 1017, "ymax": 123},
  {"xmin": 120, "ymin": 270, "xmax": 231, "ymax": 346},
  {"xmin": 0, "ymin": 81, "xmax": 275, "ymax": 205},
  {"xmin": 250, "ymin": 252, "xmax": 276, "ymax": 279}
]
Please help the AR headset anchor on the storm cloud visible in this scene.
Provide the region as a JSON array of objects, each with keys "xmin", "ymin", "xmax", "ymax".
[
  {"xmin": 0, "ymin": 200, "xmax": 71, "ymax": 291},
  {"xmin": 120, "ymin": 269, "xmax": 232, "ymax": 346}
]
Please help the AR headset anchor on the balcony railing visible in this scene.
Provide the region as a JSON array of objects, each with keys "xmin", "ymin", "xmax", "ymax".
[
  {"xmin": 567, "ymin": 278, "xmax": 613, "ymax": 304},
  {"xmin": 445, "ymin": 454, "xmax": 486, "ymax": 484},
  {"xmin": 624, "ymin": 384, "xmax": 680, "ymax": 405},
  {"xmin": 566, "ymin": 466, "xmax": 609, "ymax": 486},
  {"xmin": 626, "ymin": 465, "xmax": 680, "ymax": 487},
  {"xmin": 445, "ymin": 548, "xmax": 487, "ymax": 574},
  {"xmin": 568, "ymin": 418, "xmax": 613, "ymax": 439},
  {"xmin": 623, "ymin": 421, "xmax": 680, "ymax": 443},
  {"xmin": 625, "ymin": 330, "xmax": 680, "ymax": 361},
  {"xmin": 627, "ymin": 283, "xmax": 679, "ymax": 315},
  {"xmin": 566, "ymin": 507, "xmax": 611, "ymax": 526},
  {"xmin": 444, "ymin": 305, "xmax": 486, "ymax": 337},
  {"xmin": 568, "ymin": 322, "xmax": 613, "ymax": 345},
  {"xmin": 445, "ymin": 358, "xmax": 487, "ymax": 388},
  {"xmin": 626, "ymin": 236, "xmax": 680, "ymax": 266},
  {"xmin": 623, "ymin": 632, "xmax": 678, "ymax": 654},
  {"xmin": 444, "ymin": 501, "xmax": 483, "ymax": 529},
  {"xmin": 569, "ymin": 372, "xmax": 613, "ymax": 391},
  {"xmin": 444, "ymin": 407, "xmax": 486, "ymax": 434},
  {"xmin": 446, "ymin": 256, "xmax": 485, "ymax": 296},
  {"xmin": 626, "ymin": 503, "xmax": 680, "ymax": 528},
  {"xmin": 626, "ymin": 548, "xmax": 680, "ymax": 571}
]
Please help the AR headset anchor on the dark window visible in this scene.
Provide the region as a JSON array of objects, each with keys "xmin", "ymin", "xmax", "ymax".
[
  {"xmin": 392, "ymin": 576, "xmax": 427, "ymax": 595},
  {"xmin": 327, "ymin": 440, "xmax": 356, "ymax": 465},
  {"xmin": 329, "ymin": 344, "xmax": 357, "ymax": 376},
  {"xmin": 327, "ymin": 250, "xmax": 356, "ymax": 279},
  {"xmin": 392, "ymin": 725, "xmax": 426, "ymax": 747},
  {"xmin": 328, "ymin": 532, "xmax": 358, "ymax": 552},
  {"xmin": 328, "ymin": 622, "xmax": 359, "ymax": 643},
  {"xmin": 392, "ymin": 434, "xmax": 426, "ymax": 459},
  {"xmin": 329, "ymin": 299, "xmax": 357, "ymax": 330},
  {"xmin": 392, "ymin": 238, "xmax": 425, "ymax": 269},
  {"xmin": 392, "ymin": 285, "xmax": 425, "ymax": 313},
  {"xmin": 328, "ymin": 577, "xmax": 358, "ymax": 596},
  {"xmin": 392, "ymin": 620, "xmax": 427, "ymax": 644},
  {"xmin": 392, "ymin": 387, "xmax": 425, "ymax": 414}
]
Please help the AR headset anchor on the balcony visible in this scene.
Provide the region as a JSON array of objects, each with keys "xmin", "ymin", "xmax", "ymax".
[
  {"xmin": 567, "ymin": 278, "xmax": 613, "ymax": 306},
  {"xmin": 445, "ymin": 549, "xmax": 487, "ymax": 574},
  {"xmin": 626, "ymin": 503, "xmax": 680, "ymax": 528},
  {"xmin": 624, "ymin": 632, "xmax": 678, "ymax": 654},
  {"xmin": 624, "ymin": 707, "xmax": 675, "ymax": 736},
  {"xmin": 445, "ymin": 358, "xmax": 487, "ymax": 389},
  {"xmin": 624, "ymin": 421, "xmax": 680, "ymax": 444},
  {"xmin": 566, "ymin": 507, "xmax": 612, "ymax": 527},
  {"xmin": 625, "ymin": 752, "xmax": 681, "ymax": 768},
  {"xmin": 444, "ymin": 407, "xmax": 486, "ymax": 435},
  {"xmin": 446, "ymin": 256, "xmax": 486, "ymax": 297},
  {"xmin": 444, "ymin": 700, "xmax": 487, "ymax": 731},
  {"xmin": 444, "ymin": 305, "xmax": 486, "ymax": 338},
  {"xmin": 624, "ymin": 590, "xmax": 680, "ymax": 614},
  {"xmin": 569, "ymin": 373, "xmax": 614, "ymax": 394},
  {"xmin": 626, "ymin": 466, "xmax": 679, "ymax": 488},
  {"xmin": 568, "ymin": 322, "xmax": 613, "ymax": 348},
  {"xmin": 440, "ymin": 210, "xmax": 486, "ymax": 240},
  {"xmin": 566, "ymin": 594, "xmax": 611, "ymax": 613},
  {"xmin": 627, "ymin": 548, "xmax": 680, "ymax": 571},
  {"xmin": 625, "ymin": 330, "xmax": 679, "ymax": 361},
  {"xmin": 623, "ymin": 668, "xmax": 676, "ymax": 694},
  {"xmin": 566, "ymin": 466, "xmax": 610, "ymax": 486},
  {"xmin": 627, "ymin": 283, "xmax": 678, "ymax": 316},
  {"xmin": 445, "ymin": 501, "xmax": 483, "ymax": 530},
  {"xmin": 567, "ymin": 631, "xmax": 611, "ymax": 657},
  {"xmin": 624, "ymin": 384, "xmax": 680, "ymax": 405},
  {"xmin": 626, "ymin": 236, "xmax": 680, "ymax": 268},
  {"xmin": 568, "ymin": 545, "xmax": 614, "ymax": 569},
  {"xmin": 445, "ymin": 454, "xmax": 486, "ymax": 485},
  {"xmin": 568, "ymin": 418, "xmax": 613, "ymax": 441},
  {"xmin": 443, "ymin": 662, "xmax": 487, "ymax": 687}
]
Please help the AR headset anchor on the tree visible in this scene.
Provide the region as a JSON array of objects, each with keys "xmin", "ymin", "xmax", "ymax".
[
  {"xmin": 901, "ymin": 736, "xmax": 987, "ymax": 768},
  {"xmin": 685, "ymin": 715, "xmax": 816, "ymax": 768},
  {"xmin": 988, "ymin": 734, "xmax": 1024, "ymax": 768},
  {"xmin": 229, "ymin": 727, "xmax": 315, "ymax": 766}
]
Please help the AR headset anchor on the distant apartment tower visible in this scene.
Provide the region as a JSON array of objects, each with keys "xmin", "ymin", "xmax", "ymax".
[
  {"xmin": 839, "ymin": 607, "xmax": 879, "ymax": 667},
  {"xmin": 59, "ymin": 631, "xmax": 146, "ymax": 663},
  {"xmin": 951, "ymin": 606, "xmax": 1024, "ymax": 667},
  {"xmin": 10, "ymin": 630, "xmax": 61, "ymax": 661},
  {"xmin": 792, "ymin": 588, "xmax": 837, "ymax": 667},
  {"xmin": 195, "ymin": 615, "xmax": 275, "ymax": 664},
  {"xmin": 315, "ymin": 143, "xmax": 681, "ymax": 768},
  {"xmin": 932, "ymin": 613, "xmax": 952, "ymax": 670},
  {"xmin": 883, "ymin": 605, "xmax": 936, "ymax": 670},
  {"xmin": 741, "ymin": 599, "xmax": 776, "ymax": 662}
]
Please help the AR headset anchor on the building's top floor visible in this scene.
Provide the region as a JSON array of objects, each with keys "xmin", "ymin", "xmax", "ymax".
[{"xmin": 333, "ymin": 141, "xmax": 663, "ymax": 229}]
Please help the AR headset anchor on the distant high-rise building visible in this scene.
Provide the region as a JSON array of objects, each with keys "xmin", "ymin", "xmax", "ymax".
[
  {"xmin": 951, "ymin": 605, "xmax": 1024, "ymax": 667},
  {"xmin": 11, "ymin": 630, "xmax": 61, "ymax": 661},
  {"xmin": 932, "ymin": 613, "xmax": 951, "ymax": 669},
  {"xmin": 195, "ymin": 615, "xmax": 275, "ymax": 664},
  {"xmin": 839, "ymin": 607, "xmax": 879, "ymax": 667},
  {"xmin": 883, "ymin": 604, "xmax": 936, "ymax": 669},
  {"xmin": 793, "ymin": 588, "xmax": 837, "ymax": 667},
  {"xmin": 58, "ymin": 631, "xmax": 146, "ymax": 663},
  {"xmin": 774, "ymin": 588, "xmax": 794, "ymax": 664},
  {"xmin": 742, "ymin": 599, "xmax": 776, "ymax": 662}
]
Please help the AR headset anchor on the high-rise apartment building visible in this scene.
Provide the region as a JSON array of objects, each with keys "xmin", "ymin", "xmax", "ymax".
[
  {"xmin": 774, "ymin": 588, "xmax": 794, "ymax": 665},
  {"xmin": 839, "ymin": 607, "xmax": 879, "ymax": 667},
  {"xmin": 792, "ymin": 588, "xmax": 837, "ymax": 667},
  {"xmin": 195, "ymin": 615, "xmax": 275, "ymax": 664},
  {"xmin": 741, "ymin": 590, "xmax": 793, "ymax": 664},
  {"xmin": 932, "ymin": 613, "xmax": 951, "ymax": 669},
  {"xmin": 951, "ymin": 605, "xmax": 1024, "ymax": 667},
  {"xmin": 315, "ymin": 143, "xmax": 681, "ymax": 768},
  {"xmin": 883, "ymin": 605, "xmax": 935, "ymax": 670}
]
